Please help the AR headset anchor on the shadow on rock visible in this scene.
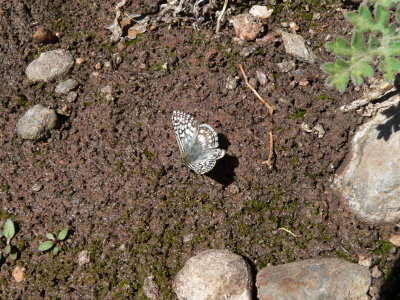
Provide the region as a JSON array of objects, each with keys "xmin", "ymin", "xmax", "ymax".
[
  {"xmin": 206, "ymin": 134, "xmax": 239, "ymax": 186},
  {"xmin": 376, "ymin": 102, "xmax": 400, "ymax": 141},
  {"xmin": 379, "ymin": 255, "xmax": 400, "ymax": 300}
]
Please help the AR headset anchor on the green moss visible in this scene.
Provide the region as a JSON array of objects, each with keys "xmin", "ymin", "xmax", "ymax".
[
  {"xmin": 316, "ymin": 93, "xmax": 329, "ymax": 101},
  {"xmin": 336, "ymin": 250, "xmax": 352, "ymax": 261},
  {"xmin": 288, "ymin": 110, "xmax": 307, "ymax": 119},
  {"xmin": 143, "ymin": 149, "xmax": 154, "ymax": 159},
  {"xmin": 257, "ymin": 47, "xmax": 266, "ymax": 56},
  {"xmin": 373, "ymin": 240, "xmax": 394, "ymax": 255}
]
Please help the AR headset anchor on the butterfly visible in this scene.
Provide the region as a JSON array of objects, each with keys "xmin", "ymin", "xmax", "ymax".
[{"xmin": 172, "ymin": 111, "xmax": 225, "ymax": 174}]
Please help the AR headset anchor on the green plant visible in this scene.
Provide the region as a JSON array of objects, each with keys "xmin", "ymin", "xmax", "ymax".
[
  {"xmin": 322, "ymin": 0, "xmax": 400, "ymax": 92},
  {"xmin": 0, "ymin": 219, "xmax": 18, "ymax": 261},
  {"xmin": 38, "ymin": 228, "xmax": 69, "ymax": 255}
]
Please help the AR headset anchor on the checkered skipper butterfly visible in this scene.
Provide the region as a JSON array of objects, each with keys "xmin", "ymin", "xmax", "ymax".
[{"xmin": 172, "ymin": 111, "xmax": 225, "ymax": 174}]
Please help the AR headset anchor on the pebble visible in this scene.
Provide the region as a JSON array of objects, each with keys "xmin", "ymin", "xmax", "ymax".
[
  {"xmin": 281, "ymin": 32, "xmax": 316, "ymax": 63},
  {"xmin": 100, "ymin": 85, "xmax": 112, "ymax": 95},
  {"xmin": 249, "ymin": 77, "xmax": 258, "ymax": 89},
  {"xmin": 371, "ymin": 266, "xmax": 382, "ymax": 278},
  {"xmin": 389, "ymin": 234, "xmax": 400, "ymax": 247},
  {"xmin": 117, "ymin": 41, "xmax": 126, "ymax": 51},
  {"xmin": 232, "ymin": 13, "xmax": 263, "ymax": 41},
  {"xmin": 227, "ymin": 184, "xmax": 240, "ymax": 194},
  {"xmin": 249, "ymin": 5, "xmax": 273, "ymax": 19},
  {"xmin": 256, "ymin": 71, "xmax": 267, "ymax": 85},
  {"xmin": 31, "ymin": 183, "xmax": 43, "ymax": 192},
  {"xmin": 240, "ymin": 46, "xmax": 256, "ymax": 57},
  {"xmin": 277, "ymin": 60, "xmax": 296, "ymax": 73},
  {"xmin": 12, "ymin": 266, "xmax": 25, "ymax": 283},
  {"xmin": 66, "ymin": 91, "xmax": 78, "ymax": 103},
  {"xmin": 77, "ymin": 250, "xmax": 90, "ymax": 266},
  {"xmin": 313, "ymin": 124, "xmax": 326, "ymax": 138},
  {"xmin": 143, "ymin": 275, "xmax": 161, "ymax": 300},
  {"xmin": 16, "ymin": 104, "xmax": 58, "ymax": 141},
  {"xmin": 32, "ymin": 27, "xmax": 58, "ymax": 44},
  {"xmin": 55, "ymin": 79, "xmax": 78, "ymax": 95},
  {"xmin": 358, "ymin": 255, "xmax": 372, "ymax": 267},
  {"xmin": 75, "ymin": 58, "xmax": 85, "ymax": 65},
  {"xmin": 173, "ymin": 249, "xmax": 252, "ymax": 300},
  {"xmin": 104, "ymin": 61, "xmax": 112, "ymax": 68},
  {"xmin": 26, "ymin": 49, "xmax": 74, "ymax": 82},
  {"xmin": 257, "ymin": 258, "xmax": 371, "ymax": 300},
  {"xmin": 226, "ymin": 76, "xmax": 239, "ymax": 90},
  {"xmin": 95, "ymin": 62, "xmax": 102, "ymax": 70}
]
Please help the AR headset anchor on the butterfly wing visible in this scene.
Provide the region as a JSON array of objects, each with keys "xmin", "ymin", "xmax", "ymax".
[
  {"xmin": 188, "ymin": 148, "xmax": 226, "ymax": 174},
  {"xmin": 172, "ymin": 111, "xmax": 199, "ymax": 155}
]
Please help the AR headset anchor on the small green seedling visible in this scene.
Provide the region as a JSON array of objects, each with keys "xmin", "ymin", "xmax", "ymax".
[
  {"xmin": 0, "ymin": 219, "xmax": 18, "ymax": 261},
  {"xmin": 38, "ymin": 228, "xmax": 69, "ymax": 255},
  {"xmin": 322, "ymin": 0, "xmax": 400, "ymax": 92}
]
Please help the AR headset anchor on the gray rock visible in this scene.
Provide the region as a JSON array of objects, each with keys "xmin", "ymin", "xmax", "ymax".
[
  {"xmin": 100, "ymin": 85, "xmax": 112, "ymax": 94},
  {"xmin": 26, "ymin": 49, "xmax": 74, "ymax": 82},
  {"xmin": 55, "ymin": 79, "xmax": 78, "ymax": 94},
  {"xmin": 281, "ymin": 32, "xmax": 316, "ymax": 63},
  {"xmin": 249, "ymin": 5, "xmax": 273, "ymax": 19},
  {"xmin": 334, "ymin": 110, "xmax": 400, "ymax": 222},
  {"xmin": 16, "ymin": 104, "xmax": 58, "ymax": 140},
  {"xmin": 66, "ymin": 91, "xmax": 78, "ymax": 103},
  {"xmin": 256, "ymin": 258, "xmax": 371, "ymax": 300},
  {"xmin": 277, "ymin": 60, "xmax": 296, "ymax": 73},
  {"xmin": 173, "ymin": 249, "xmax": 252, "ymax": 300},
  {"xmin": 240, "ymin": 46, "xmax": 256, "ymax": 57},
  {"xmin": 226, "ymin": 76, "xmax": 239, "ymax": 90},
  {"xmin": 143, "ymin": 275, "xmax": 162, "ymax": 300}
]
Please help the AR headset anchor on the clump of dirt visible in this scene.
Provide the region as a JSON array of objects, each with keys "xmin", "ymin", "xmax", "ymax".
[{"xmin": 0, "ymin": 0, "xmax": 398, "ymax": 298}]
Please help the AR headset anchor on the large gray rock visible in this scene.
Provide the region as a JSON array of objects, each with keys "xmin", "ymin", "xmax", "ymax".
[
  {"xmin": 256, "ymin": 258, "xmax": 371, "ymax": 300},
  {"xmin": 16, "ymin": 104, "xmax": 58, "ymax": 140},
  {"xmin": 281, "ymin": 32, "xmax": 316, "ymax": 63},
  {"xmin": 26, "ymin": 49, "xmax": 74, "ymax": 82},
  {"xmin": 173, "ymin": 249, "xmax": 252, "ymax": 300},
  {"xmin": 334, "ymin": 109, "xmax": 400, "ymax": 222}
]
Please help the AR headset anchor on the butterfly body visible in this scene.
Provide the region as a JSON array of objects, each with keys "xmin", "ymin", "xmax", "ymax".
[{"xmin": 172, "ymin": 111, "xmax": 225, "ymax": 174}]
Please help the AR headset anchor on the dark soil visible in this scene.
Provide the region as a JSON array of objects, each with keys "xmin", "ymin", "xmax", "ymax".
[{"xmin": 0, "ymin": 0, "xmax": 399, "ymax": 299}]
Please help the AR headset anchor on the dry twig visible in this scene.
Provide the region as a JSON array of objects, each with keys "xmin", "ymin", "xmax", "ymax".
[
  {"xmin": 239, "ymin": 64, "xmax": 274, "ymax": 167},
  {"xmin": 277, "ymin": 227, "xmax": 297, "ymax": 237},
  {"xmin": 216, "ymin": 0, "xmax": 229, "ymax": 34}
]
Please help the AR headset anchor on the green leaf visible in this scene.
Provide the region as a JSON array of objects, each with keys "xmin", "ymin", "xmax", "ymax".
[
  {"xmin": 351, "ymin": 61, "xmax": 374, "ymax": 85},
  {"xmin": 374, "ymin": 4, "xmax": 389, "ymax": 26},
  {"xmin": 368, "ymin": 35, "xmax": 380, "ymax": 50},
  {"xmin": 351, "ymin": 31, "xmax": 366, "ymax": 52},
  {"xmin": 380, "ymin": 57, "xmax": 400, "ymax": 81},
  {"xmin": 3, "ymin": 245, "xmax": 11, "ymax": 255},
  {"xmin": 52, "ymin": 246, "xmax": 60, "ymax": 255},
  {"xmin": 3, "ymin": 219, "xmax": 15, "ymax": 241},
  {"xmin": 38, "ymin": 241, "xmax": 54, "ymax": 251},
  {"xmin": 385, "ymin": 41, "xmax": 400, "ymax": 56},
  {"xmin": 396, "ymin": 5, "xmax": 400, "ymax": 23},
  {"xmin": 46, "ymin": 233, "xmax": 56, "ymax": 240},
  {"xmin": 57, "ymin": 228, "xmax": 69, "ymax": 241},
  {"xmin": 325, "ymin": 37, "xmax": 352, "ymax": 57}
]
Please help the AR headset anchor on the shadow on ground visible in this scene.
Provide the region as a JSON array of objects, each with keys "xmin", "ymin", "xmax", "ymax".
[{"xmin": 379, "ymin": 255, "xmax": 400, "ymax": 299}]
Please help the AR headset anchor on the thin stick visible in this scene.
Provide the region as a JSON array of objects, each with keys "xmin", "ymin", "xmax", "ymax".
[
  {"xmin": 239, "ymin": 64, "xmax": 275, "ymax": 167},
  {"xmin": 277, "ymin": 227, "xmax": 297, "ymax": 237},
  {"xmin": 216, "ymin": 0, "xmax": 229, "ymax": 34}
]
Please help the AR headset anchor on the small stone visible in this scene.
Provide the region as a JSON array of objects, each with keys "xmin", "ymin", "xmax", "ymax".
[
  {"xmin": 16, "ymin": 104, "xmax": 58, "ymax": 141},
  {"xmin": 281, "ymin": 32, "xmax": 316, "ymax": 63},
  {"xmin": 256, "ymin": 71, "xmax": 267, "ymax": 85},
  {"xmin": 128, "ymin": 27, "xmax": 140, "ymax": 39},
  {"xmin": 226, "ymin": 76, "xmax": 238, "ymax": 90},
  {"xmin": 92, "ymin": 72, "xmax": 100, "ymax": 78},
  {"xmin": 389, "ymin": 234, "xmax": 400, "ymax": 247},
  {"xmin": 143, "ymin": 275, "xmax": 161, "ymax": 300},
  {"xmin": 313, "ymin": 13, "xmax": 321, "ymax": 21},
  {"xmin": 358, "ymin": 255, "xmax": 372, "ymax": 267},
  {"xmin": 77, "ymin": 250, "xmax": 90, "ymax": 266},
  {"xmin": 228, "ymin": 184, "xmax": 240, "ymax": 194},
  {"xmin": 173, "ymin": 249, "xmax": 252, "ymax": 300},
  {"xmin": 313, "ymin": 124, "xmax": 326, "ymax": 138},
  {"xmin": 183, "ymin": 234, "xmax": 194, "ymax": 243},
  {"xmin": 26, "ymin": 49, "xmax": 74, "ymax": 82},
  {"xmin": 100, "ymin": 85, "xmax": 112, "ymax": 94},
  {"xmin": 117, "ymin": 41, "xmax": 126, "ymax": 51},
  {"xmin": 120, "ymin": 17, "xmax": 133, "ymax": 33},
  {"xmin": 58, "ymin": 106, "xmax": 72, "ymax": 116},
  {"xmin": 249, "ymin": 77, "xmax": 258, "ymax": 89},
  {"xmin": 299, "ymin": 79, "xmax": 309, "ymax": 86},
  {"xmin": 105, "ymin": 94, "xmax": 114, "ymax": 101},
  {"xmin": 232, "ymin": 13, "xmax": 263, "ymax": 41},
  {"xmin": 66, "ymin": 91, "xmax": 78, "ymax": 103},
  {"xmin": 289, "ymin": 22, "xmax": 299, "ymax": 31},
  {"xmin": 55, "ymin": 79, "xmax": 78, "ymax": 95},
  {"xmin": 104, "ymin": 61, "xmax": 112, "ymax": 68},
  {"xmin": 75, "ymin": 58, "xmax": 85, "ymax": 65},
  {"xmin": 32, "ymin": 27, "xmax": 58, "ymax": 44},
  {"xmin": 95, "ymin": 63, "xmax": 102, "ymax": 70},
  {"xmin": 118, "ymin": 244, "xmax": 126, "ymax": 251},
  {"xmin": 301, "ymin": 122, "xmax": 312, "ymax": 133},
  {"xmin": 371, "ymin": 266, "xmax": 382, "ymax": 278},
  {"xmin": 12, "ymin": 266, "xmax": 26, "ymax": 283},
  {"xmin": 240, "ymin": 46, "xmax": 256, "ymax": 57},
  {"xmin": 249, "ymin": 5, "xmax": 273, "ymax": 19},
  {"xmin": 31, "ymin": 183, "xmax": 43, "ymax": 192},
  {"xmin": 277, "ymin": 60, "xmax": 296, "ymax": 73}
]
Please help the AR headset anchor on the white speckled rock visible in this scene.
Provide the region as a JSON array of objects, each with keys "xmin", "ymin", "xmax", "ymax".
[
  {"xmin": 173, "ymin": 249, "xmax": 252, "ymax": 300},
  {"xmin": 16, "ymin": 104, "xmax": 58, "ymax": 140},
  {"xmin": 55, "ymin": 79, "xmax": 78, "ymax": 94},
  {"xmin": 256, "ymin": 258, "xmax": 371, "ymax": 300},
  {"xmin": 26, "ymin": 49, "xmax": 74, "ymax": 82},
  {"xmin": 334, "ymin": 109, "xmax": 400, "ymax": 223},
  {"xmin": 281, "ymin": 32, "xmax": 316, "ymax": 63}
]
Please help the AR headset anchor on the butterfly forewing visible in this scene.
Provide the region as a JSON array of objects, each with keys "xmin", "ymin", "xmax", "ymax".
[{"xmin": 172, "ymin": 111, "xmax": 199, "ymax": 154}]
